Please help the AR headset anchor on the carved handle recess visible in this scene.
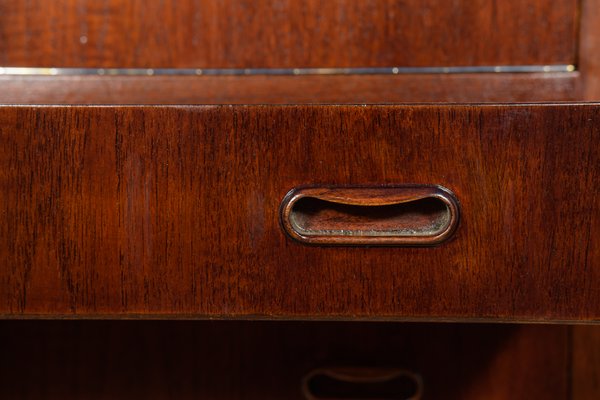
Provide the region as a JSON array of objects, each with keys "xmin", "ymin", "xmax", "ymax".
[
  {"xmin": 302, "ymin": 367, "xmax": 423, "ymax": 400},
  {"xmin": 280, "ymin": 185, "xmax": 459, "ymax": 246}
]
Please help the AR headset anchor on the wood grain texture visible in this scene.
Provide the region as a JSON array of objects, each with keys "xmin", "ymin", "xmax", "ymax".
[
  {"xmin": 0, "ymin": 104, "xmax": 598, "ymax": 320},
  {"xmin": 0, "ymin": 321, "xmax": 571, "ymax": 399},
  {"xmin": 580, "ymin": 0, "xmax": 600, "ymax": 100},
  {"xmin": 0, "ymin": 73, "xmax": 581, "ymax": 104},
  {"xmin": 0, "ymin": 0, "xmax": 577, "ymax": 68}
]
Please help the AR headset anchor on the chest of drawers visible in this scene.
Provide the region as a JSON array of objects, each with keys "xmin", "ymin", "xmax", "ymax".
[{"xmin": 0, "ymin": 1, "xmax": 599, "ymax": 399}]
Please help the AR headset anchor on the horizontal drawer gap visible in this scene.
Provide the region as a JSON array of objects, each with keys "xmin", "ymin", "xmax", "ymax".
[{"xmin": 0, "ymin": 65, "xmax": 576, "ymax": 77}]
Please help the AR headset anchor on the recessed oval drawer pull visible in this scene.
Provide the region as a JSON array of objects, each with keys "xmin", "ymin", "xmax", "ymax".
[
  {"xmin": 302, "ymin": 367, "xmax": 423, "ymax": 400},
  {"xmin": 280, "ymin": 185, "xmax": 459, "ymax": 246}
]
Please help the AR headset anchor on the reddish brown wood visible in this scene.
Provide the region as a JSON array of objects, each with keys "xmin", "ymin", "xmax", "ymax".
[
  {"xmin": 0, "ymin": 2, "xmax": 595, "ymax": 397},
  {"xmin": 0, "ymin": 104, "xmax": 598, "ymax": 320},
  {"xmin": 0, "ymin": 73, "xmax": 581, "ymax": 104},
  {"xmin": 0, "ymin": 0, "xmax": 577, "ymax": 68},
  {"xmin": 580, "ymin": 0, "xmax": 600, "ymax": 100},
  {"xmin": 0, "ymin": 321, "xmax": 570, "ymax": 399},
  {"xmin": 280, "ymin": 186, "xmax": 459, "ymax": 246}
]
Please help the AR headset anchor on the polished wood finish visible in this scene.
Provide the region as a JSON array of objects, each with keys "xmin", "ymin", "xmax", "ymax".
[
  {"xmin": 580, "ymin": 0, "xmax": 600, "ymax": 100},
  {"xmin": 1, "ymin": 104, "xmax": 598, "ymax": 320},
  {"xmin": 0, "ymin": 0, "xmax": 577, "ymax": 68},
  {"xmin": 0, "ymin": 73, "xmax": 580, "ymax": 104},
  {"xmin": 0, "ymin": 321, "xmax": 571, "ymax": 399},
  {"xmin": 0, "ymin": 2, "xmax": 596, "ymax": 398},
  {"xmin": 280, "ymin": 186, "xmax": 459, "ymax": 246},
  {"xmin": 1, "ymin": 0, "xmax": 596, "ymax": 105}
]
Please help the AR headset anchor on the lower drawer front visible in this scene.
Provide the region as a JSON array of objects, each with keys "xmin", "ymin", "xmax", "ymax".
[
  {"xmin": 0, "ymin": 321, "xmax": 571, "ymax": 400},
  {"xmin": 0, "ymin": 105, "xmax": 598, "ymax": 320}
]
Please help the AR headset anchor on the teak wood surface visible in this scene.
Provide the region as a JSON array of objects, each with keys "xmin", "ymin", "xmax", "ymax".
[
  {"xmin": 0, "ymin": 73, "xmax": 580, "ymax": 105},
  {"xmin": 0, "ymin": 0, "xmax": 585, "ymax": 105},
  {"xmin": 0, "ymin": 0, "xmax": 577, "ymax": 68},
  {"xmin": 1, "ymin": 2, "xmax": 598, "ymax": 398},
  {"xmin": 0, "ymin": 0, "xmax": 594, "ymax": 105},
  {"xmin": 1, "ymin": 104, "xmax": 598, "ymax": 321}
]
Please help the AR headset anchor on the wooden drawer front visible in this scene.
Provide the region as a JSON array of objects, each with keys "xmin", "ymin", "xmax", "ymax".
[
  {"xmin": 0, "ymin": 104, "xmax": 598, "ymax": 320},
  {"xmin": 0, "ymin": 0, "xmax": 577, "ymax": 68},
  {"xmin": 0, "ymin": 321, "xmax": 571, "ymax": 400}
]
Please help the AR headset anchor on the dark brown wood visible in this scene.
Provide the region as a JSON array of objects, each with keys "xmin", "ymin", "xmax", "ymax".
[
  {"xmin": 572, "ymin": 326, "xmax": 600, "ymax": 399},
  {"xmin": 0, "ymin": 321, "xmax": 571, "ymax": 399},
  {"xmin": 280, "ymin": 186, "xmax": 459, "ymax": 246},
  {"xmin": 0, "ymin": 73, "xmax": 581, "ymax": 104},
  {"xmin": 1, "ymin": 104, "xmax": 598, "ymax": 320},
  {"xmin": 302, "ymin": 367, "xmax": 423, "ymax": 400},
  {"xmin": 0, "ymin": 0, "xmax": 577, "ymax": 68}
]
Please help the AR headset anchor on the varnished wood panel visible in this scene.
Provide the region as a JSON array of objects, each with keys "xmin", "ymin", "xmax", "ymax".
[
  {"xmin": 0, "ymin": 73, "xmax": 580, "ymax": 104},
  {"xmin": 0, "ymin": 0, "xmax": 577, "ymax": 68},
  {"xmin": 0, "ymin": 105, "xmax": 598, "ymax": 320},
  {"xmin": 0, "ymin": 321, "xmax": 570, "ymax": 399}
]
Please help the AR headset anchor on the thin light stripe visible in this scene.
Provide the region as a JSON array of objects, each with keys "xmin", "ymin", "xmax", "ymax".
[{"xmin": 0, "ymin": 65, "xmax": 576, "ymax": 76}]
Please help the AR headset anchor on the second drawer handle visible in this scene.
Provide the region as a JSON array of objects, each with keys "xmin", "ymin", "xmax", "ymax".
[
  {"xmin": 280, "ymin": 185, "xmax": 459, "ymax": 246},
  {"xmin": 302, "ymin": 367, "xmax": 423, "ymax": 400}
]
